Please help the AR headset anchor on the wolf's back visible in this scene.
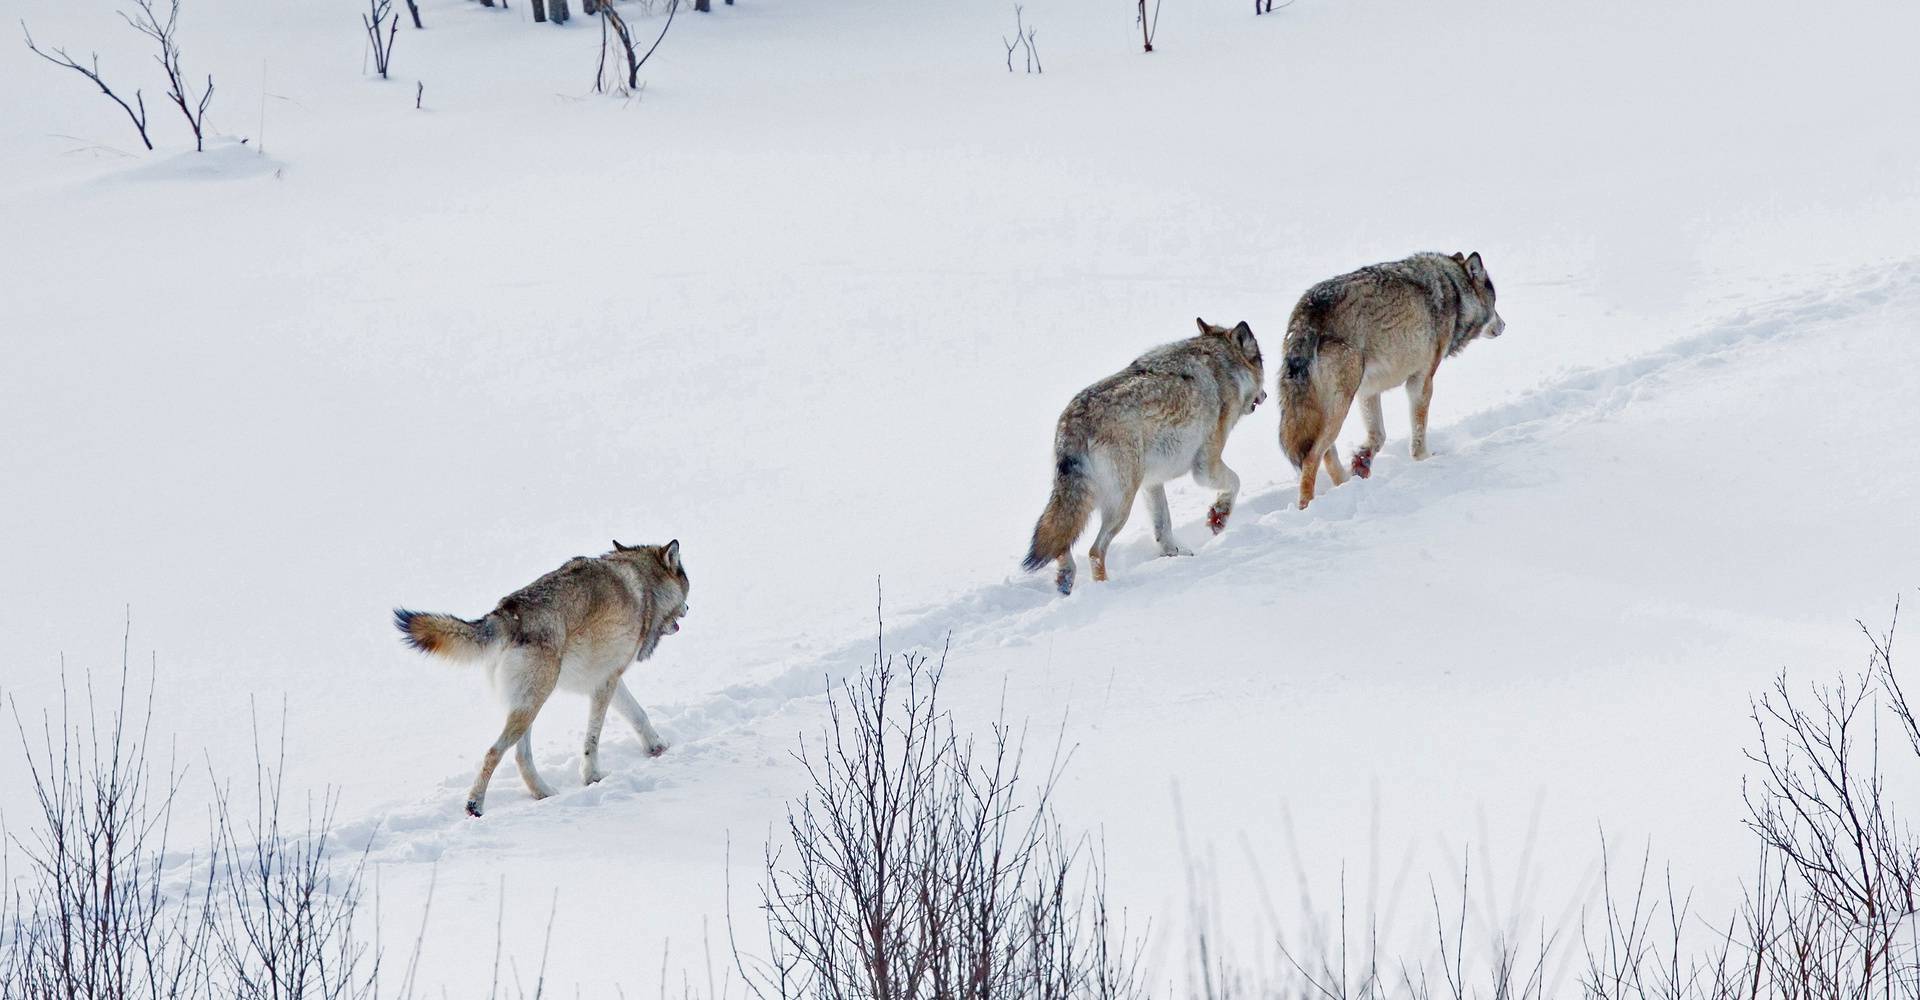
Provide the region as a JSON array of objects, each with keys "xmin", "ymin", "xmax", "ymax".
[{"xmin": 393, "ymin": 609, "xmax": 499, "ymax": 662}]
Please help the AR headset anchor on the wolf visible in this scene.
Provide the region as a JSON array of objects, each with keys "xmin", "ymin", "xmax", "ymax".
[
  {"xmin": 1021, "ymin": 318, "xmax": 1267, "ymax": 595},
  {"xmin": 1277, "ymin": 251, "xmax": 1506, "ymax": 509},
  {"xmin": 393, "ymin": 540, "xmax": 691, "ymax": 817}
]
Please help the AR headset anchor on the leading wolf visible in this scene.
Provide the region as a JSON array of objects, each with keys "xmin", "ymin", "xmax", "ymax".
[
  {"xmin": 1022, "ymin": 318, "xmax": 1266, "ymax": 595},
  {"xmin": 1278, "ymin": 252, "xmax": 1506, "ymax": 508},
  {"xmin": 394, "ymin": 540, "xmax": 691, "ymax": 817}
]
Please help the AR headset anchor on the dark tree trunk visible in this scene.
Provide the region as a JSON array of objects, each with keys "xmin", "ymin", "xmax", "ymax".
[
  {"xmin": 531, "ymin": 0, "xmax": 546, "ymax": 20},
  {"xmin": 694, "ymin": 0, "xmax": 711, "ymax": 12},
  {"xmin": 550, "ymin": 0, "xmax": 570, "ymax": 21},
  {"xmin": 583, "ymin": 0, "xmax": 598, "ymax": 12}
]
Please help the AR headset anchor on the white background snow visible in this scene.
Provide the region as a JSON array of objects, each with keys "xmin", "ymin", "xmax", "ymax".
[{"xmin": 3, "ymin": 0, "xmax": 1918, "ymax": 991}]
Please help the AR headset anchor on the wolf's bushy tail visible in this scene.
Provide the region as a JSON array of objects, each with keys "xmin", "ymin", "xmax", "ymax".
[
  {"xmin": 1277, "ymin": 333, "xmax": 1322, "ymax": 470},
  {"xmin": 393, "ymin": 609, "xmax": 498, "ymax": 661},
  {"xmin": 1021, "ymin": 452, "xmax": 1094, "ymax": 572}
]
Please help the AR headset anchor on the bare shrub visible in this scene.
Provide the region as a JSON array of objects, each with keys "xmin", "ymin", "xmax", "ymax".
[
  {"xmin": 204, "ymin": 712, "xmax": 373, "ymax": 999},
  {"xmin": 1181, "ymin": 602, "xmax": 1920, "ymax": 1000},
  {"xmin": 1002, "ymin": 6, "xmax": 1040, "ymax": 74},
  {"xmin": 0, "ymin": 642, "xmax": 211, "ymax": 999},
  {"xmin": 0, "ymin": 641, "xmax": 378, "ymax": 998},
  {"xmin": 363, "ymin": 0, "xmax": 400, "ymax": 79},
  {"xmin": 596, "ymin": 0, "xmax": 680, "ymax": 95},
  {"xmin": 731, "ymin": 608, "xmax": 1144, "ymax": 999},
  {"xmin": 121, "ymin": 0, "xmax": 213, "ymax": 152},
  {"xmin": 1135, "ymin": 0, "xmax": 1160, "ymax": 53}
]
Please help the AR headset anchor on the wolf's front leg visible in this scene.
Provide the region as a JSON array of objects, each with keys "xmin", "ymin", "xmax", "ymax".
[
  {"xmin": 1192, "ymin": 444, "xmax": 1241, "ymax": 534},
  {"xmin": 581, "ymin": 678, "xmax": 619, "ymax": 785},
  {"xmin": 612, "ymin": 680, "xmax": 670, "ymax": 757},
  {"xmin": 1350, "ymin": 394, "xmax": 1386, "ymax": 478}
]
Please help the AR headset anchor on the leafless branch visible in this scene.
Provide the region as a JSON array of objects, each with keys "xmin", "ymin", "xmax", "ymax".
[{"xmin": 20, "ymin": 20, "xmax": 154, "ymax": 150}]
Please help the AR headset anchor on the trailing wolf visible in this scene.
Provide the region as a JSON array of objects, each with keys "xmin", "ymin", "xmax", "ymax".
[
  {"xmin": 393, "ymin": 540, "xmax": 691, "ymax": 817},
  {"xmin": 1021, "ymin": 318, "xmax": 1267, "ymax": 595},
  {"xmin": 1277, "ymin": 251, "xmax": 1506, "ymax": 509}
]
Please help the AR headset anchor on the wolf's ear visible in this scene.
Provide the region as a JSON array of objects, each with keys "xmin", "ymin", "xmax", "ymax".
[
  {"xmin": 612, "ymin": 539, "xmax": 630, "ymax": 551},
  {"xmin": 1464, "ymin": 251, "xmax": 1487, "ymax": 282},
  {"xmin": 1195, "ymin": 317, "xmax": 1212, "ymax": 335},
  {"xmin": 1232, "ymin": 321, "xmax": 1258, "ymax": 358},
  {"xmin": 1451, "ymin": 251, "xmax": 1467, "ymax": 264},
  {"xmin": 660, "ymin": 539, "xmax": 681, "ymax": 571}
]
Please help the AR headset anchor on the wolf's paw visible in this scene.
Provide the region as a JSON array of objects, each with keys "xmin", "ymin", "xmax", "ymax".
[
  {"xmin": 1055, "ymin": 567, "xmax": 1075, "ymax": 595},
  {"xmin": 1206, "ymin": 505, "xmax": 1230, "ymax": 535},
  {"xmin": 583, "ymin": 767, "xmax": 608, "ymax": 786},
  {"xmin": 464, "ymin": 798, "xmax": 484, "ymax": 818},
  {"xmin": 1350, "ymin": 448, "xmax": 1375, "ymax": 479},
  {"xmin": 646, "ymin": 742, "xmax": 671, "ymax": 759},
  {"xmin": 1159, "ymin": 545, "xmax": 1195, "ymax": 558}
]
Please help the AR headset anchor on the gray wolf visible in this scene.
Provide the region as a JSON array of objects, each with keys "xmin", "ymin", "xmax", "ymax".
[
  {"xmin": 1021, "ymin": 318, "xmax": 1267, "ymax": 595},
  {"xmin": 1277, "ymin": 251, "xmax": 1506, "ymax": 508},
  {"xmin": 393, "ymin": 540, "xmax": 691, "ymax": 817}
]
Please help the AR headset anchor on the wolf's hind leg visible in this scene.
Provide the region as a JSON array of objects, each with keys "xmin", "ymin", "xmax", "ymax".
[
  {"xmin": 581, "ymin": 677, "xmax": 620, "ymax": 785},
  {"xmin": 469, "ymin": 706, "xmax": 539, "ymax": 817},
  {"xmin": 1087, "ymin": 479, "xmax": 1139, "ymax": 583},
  {"xmin": 1298, "ymin": 433, "xmax": 1344, "ymax": 509},
  {"xmin": 1144, "ymin": 485, "xmax": 1192, "ymax": 557},
  {"xmin": 613, "ymin": 681, "xmax": 670, "ymax": 757},
  {"xmin": 1321, "ymin": 445, "xmax": 1349, "ymax": 486},
  {"xmin": 1406, "ymin": 371, "xmax": 1435, "ymax": 459},
  {"xmin": 1054, "ymin": 555, "xmax": 1077, "ymax": 595},
  {"xmin": 515, "ymin": 727, "xmax": 556, "ymax": 800},
  {"xmin": 466, "ymin": 647, "xmax": 558, "ymax": 817},
  {"xmin": 1351, "ymin": 394, "xmax": 1386, "ymax": 478}
]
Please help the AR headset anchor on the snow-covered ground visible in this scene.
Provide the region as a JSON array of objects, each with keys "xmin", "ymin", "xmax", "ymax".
[{"xmin": 3, "ymin": 0, "xmax": 1918, "ymax": 992}]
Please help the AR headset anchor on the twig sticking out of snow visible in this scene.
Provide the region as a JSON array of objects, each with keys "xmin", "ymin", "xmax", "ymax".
[{"xmin": 1002, "ymin": 5, "xmax": 1041, "ymax": 74}]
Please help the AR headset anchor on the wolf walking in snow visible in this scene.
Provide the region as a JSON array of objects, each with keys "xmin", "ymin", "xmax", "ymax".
[
  {"xmin": 1022, "ymin": 318, "xmax": 1267, "ymax": 595},
  {"xmin": 1278, "ymin": 251, "xmax": 1506, "ymax": 509},
  {"xmin": 393, "ymin": 540, "xmax": 691, "ymax": 817}
]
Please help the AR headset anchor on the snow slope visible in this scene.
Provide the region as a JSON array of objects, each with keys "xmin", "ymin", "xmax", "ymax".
[
  {"xmin": 3, "ymin": 0, "xmax": 1918, "ymax": 991},
  {"xmin": 311, "ymin": 260, "xmax": 1920, "ymax": 993}
]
